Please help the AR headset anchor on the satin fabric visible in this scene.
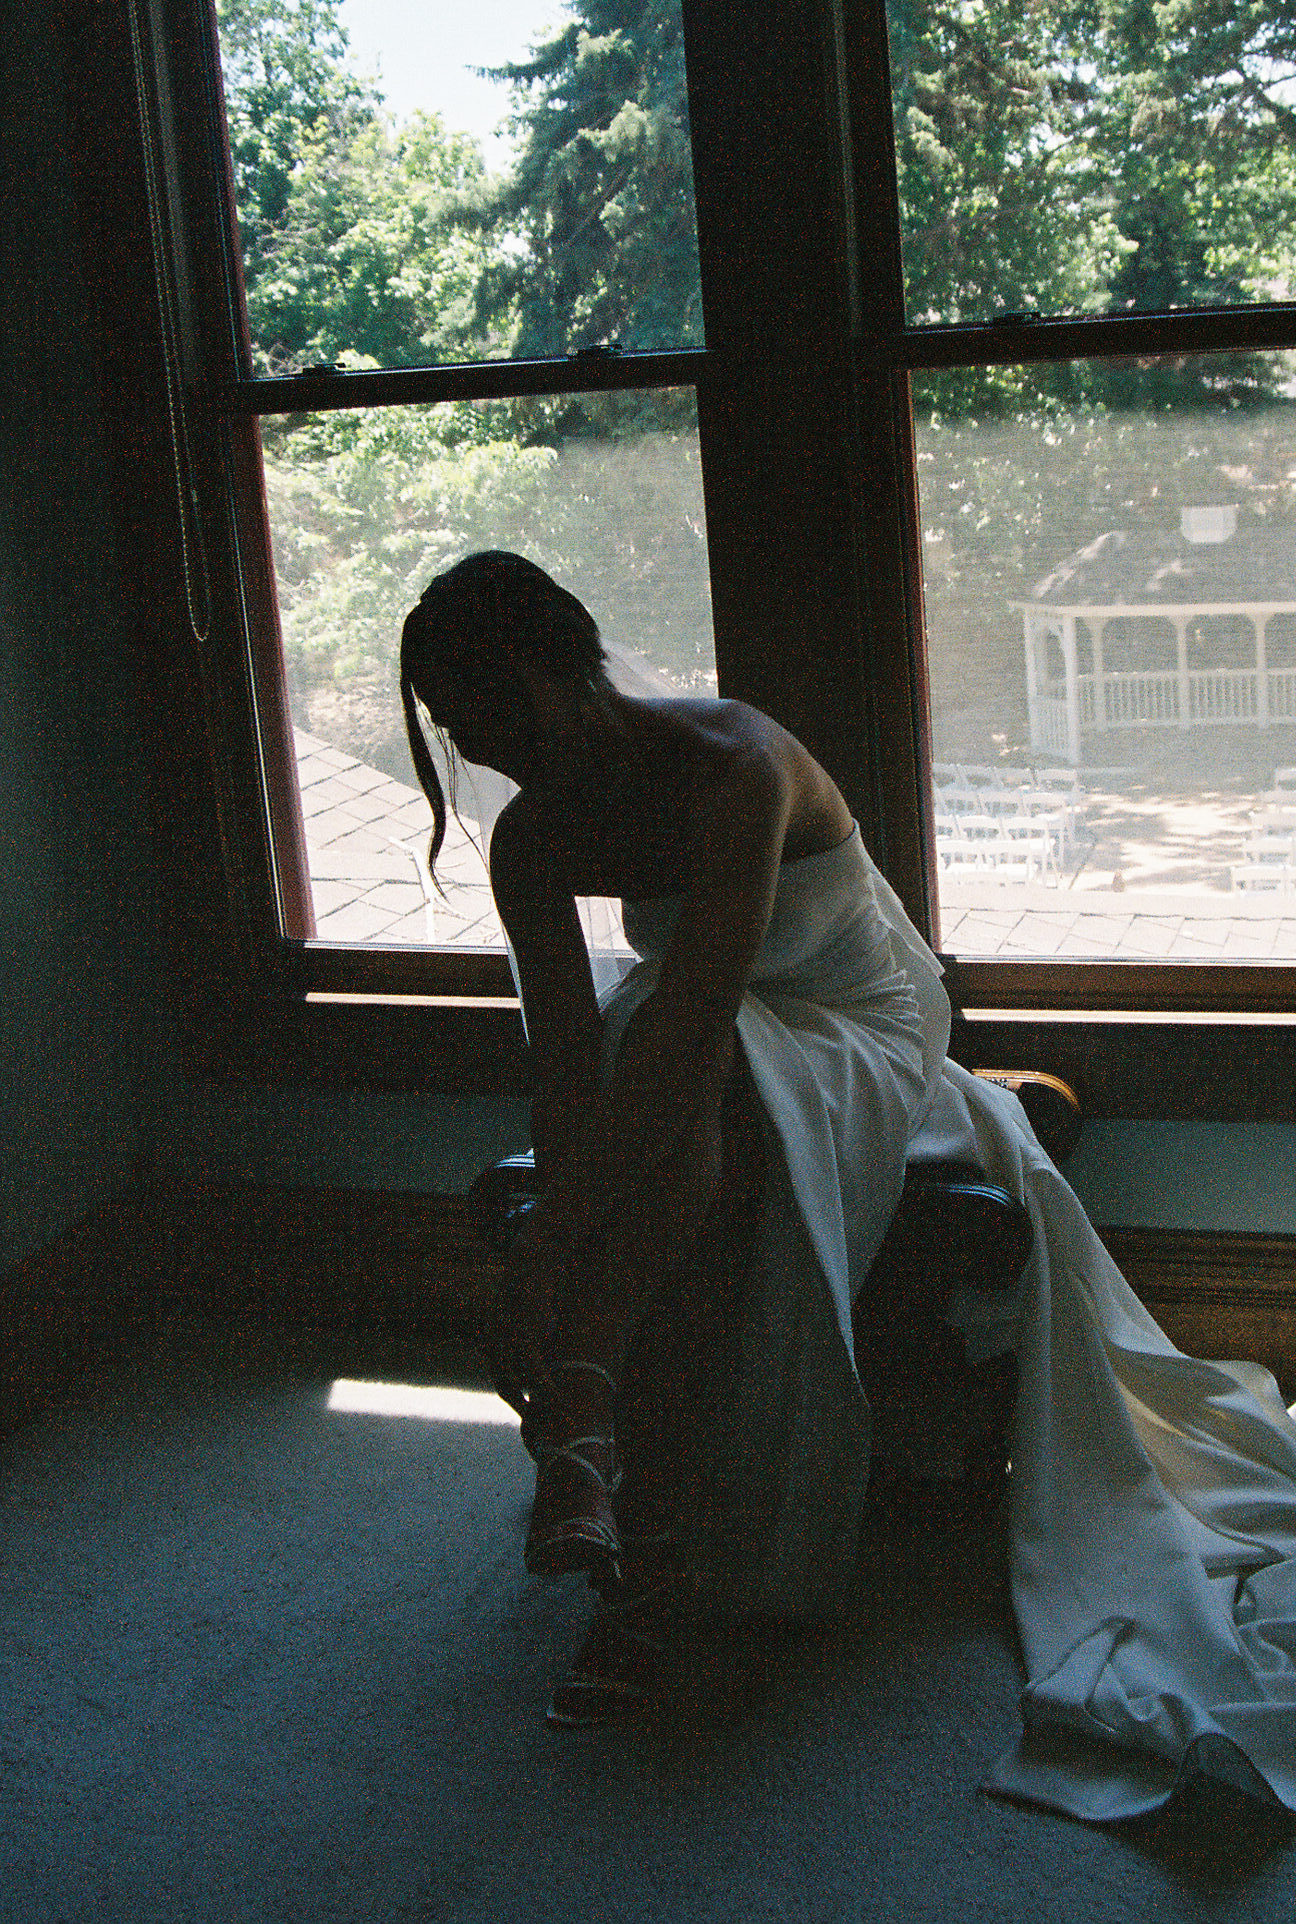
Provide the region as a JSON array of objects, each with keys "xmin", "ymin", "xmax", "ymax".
[{"xmin": 597, "ymin": 825, "xmax": 1296, "ymax": 1820}]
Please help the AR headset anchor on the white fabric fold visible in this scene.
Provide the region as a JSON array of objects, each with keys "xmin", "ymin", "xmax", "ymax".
[{"xmin": 583, "ymin": 823, "xmax": 1296, "ymax": 1817}]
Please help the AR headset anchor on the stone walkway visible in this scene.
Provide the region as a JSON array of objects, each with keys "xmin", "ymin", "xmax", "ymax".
[
  {"xmin": 939, "ymin": 881, "xmax": 1296, "ymax": 960},
  {"xmin": 297, "ymin": 729, "xmax": 1296, "ymax": 961}
]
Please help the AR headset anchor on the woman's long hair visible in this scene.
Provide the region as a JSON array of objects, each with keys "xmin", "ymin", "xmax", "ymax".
[{"xmin": 400, "ymin": 552, "xmax": 603, "ymax": 880}]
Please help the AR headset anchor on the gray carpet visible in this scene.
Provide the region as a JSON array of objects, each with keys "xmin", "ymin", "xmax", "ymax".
[{"xmin": 3, "ymin": 1305, "xmax": 1295, "ymax": 1924}]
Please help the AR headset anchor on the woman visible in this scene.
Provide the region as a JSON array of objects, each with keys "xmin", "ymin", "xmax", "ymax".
[{"xmin": 403, "ymin": 552, "xmax": 1296, "ymax": 1816}]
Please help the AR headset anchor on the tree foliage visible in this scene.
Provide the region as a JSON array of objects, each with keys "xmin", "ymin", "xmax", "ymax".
[
  {"xmin": 889, "ymin": 0, "xmax": 1125, "ymax": 325},
  {"xmin": 474, "ymin": 0, "xmax": 702, "ymax": 356},
  {"xmin": 894, "ymin": 0, "xmax": 1296, "ymax": 329},
  {"xmin": 217, "ymin": 0, "xmax": 500, "ymax": 370}
]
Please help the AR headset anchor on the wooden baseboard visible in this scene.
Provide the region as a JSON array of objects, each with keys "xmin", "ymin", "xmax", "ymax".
[
  {"xmin": 164, "ymin": 1182, "xmax": 503, "ymax": 1343},
  {"xmin": 1099, "ymin": 1224, "xmax": 1296, "ymax": 1401},
  {"xmin": 173, "ymin": 1186, "xmax": 1296, "ymax": 1396}
]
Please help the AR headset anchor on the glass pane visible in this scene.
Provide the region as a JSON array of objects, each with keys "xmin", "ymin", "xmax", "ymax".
[
  {"xmin": 216, "ymin": 0, "xmax": 703, "ymax": 372},
  {"xmin": 886, "ymin": 0, "xmax": 1296, "ymax": 325},
  {"xmin": 262, "ymin": 388, "xmax": 715, "ymax": 944},
  {"xmin": 913, "ymin": 352, "xmax": 1296, "ymax": 962}
]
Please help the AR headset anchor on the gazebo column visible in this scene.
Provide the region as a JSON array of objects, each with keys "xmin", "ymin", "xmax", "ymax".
[
  {"xmin": 1023, "ymin": 614, "xmax": 1040, "ymax": 753},
  {"xmin": 1062, "ymin": 614, "xmax": 1080, "ymax": 765},
  {"xmin": 1174, "ymin": 616, "xmax": 1190, "ymax": 729},
  {"xmin": 1093, "ymin": 619, "xmax": 1106, "ymax": 730},
  {"xmin": 1256, "ymin": 611, "xmax": 1268, "ymax": 727}
]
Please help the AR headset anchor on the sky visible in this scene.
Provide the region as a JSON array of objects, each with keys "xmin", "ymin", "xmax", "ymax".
[{"xmin": 337, "ymin": 0, "xmax": 566, "ymax": 166}]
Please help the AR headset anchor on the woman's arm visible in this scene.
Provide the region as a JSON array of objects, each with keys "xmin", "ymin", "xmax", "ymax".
[
  {"xmin": 489, "ymin": 796, "xmax": 605, "ymax": 1185},
  {"xmin": 604, "ymin": 742, "xmax": 794, "ymax": 1171}
]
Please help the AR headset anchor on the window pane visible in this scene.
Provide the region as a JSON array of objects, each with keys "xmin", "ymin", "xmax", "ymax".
[
  {"xmin": 262, "ymin": 388, "xmax": 715, "ymax": 944},
  {"xmin": 887, "ymin": 0, "xmax": 1296, "ymax": 325},
  {"xmin": 216, "ymin": 0, "xmax": 703, "ymax": 371},
  {"xmin": 913, "ymin": 352, "xmax": 1296, "ymax": 961}
]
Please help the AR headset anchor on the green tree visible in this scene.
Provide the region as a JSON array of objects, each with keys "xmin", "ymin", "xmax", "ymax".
[
  {"xmin": 1078, "ymin": 0, "xmax": 1296, "ymax": 315},
  {"xmin": 476, "ymin": 0, "xmax": 702, "ymax": 357},
  {"xmin": 246, "ymin": 110, "xmax": 498, "ymax": 370},
  {"xmin": 217, "ymin": 0, "xmax": 500, "ymax": 370},
  {"xmin": 889, "ymin": 0, "xmax": 1126, "ymax": 326}
]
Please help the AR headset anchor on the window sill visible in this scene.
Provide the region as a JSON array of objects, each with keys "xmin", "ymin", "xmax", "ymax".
[{"xmin": 181, "ymin": 990, "xmax": 529, "ymax": 1096}]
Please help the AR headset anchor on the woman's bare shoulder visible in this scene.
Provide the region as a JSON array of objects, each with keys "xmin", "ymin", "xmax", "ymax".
[
  {"xmin": 487, "ymin": 791, "xmax": 552, "ymax": 909},
  {"xmin": 651, "ymin": 697, "xmax": 852, "ymax": 856}
]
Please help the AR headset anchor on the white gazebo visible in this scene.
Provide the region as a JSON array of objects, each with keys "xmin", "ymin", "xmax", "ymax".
[{"xmin": 1013, "ymin": 506, "xmax": 1296, "ymax": 763}]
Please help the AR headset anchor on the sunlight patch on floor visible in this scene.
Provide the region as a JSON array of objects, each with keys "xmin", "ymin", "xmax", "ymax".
[{"xmin": 327, "ymin": 1379, "xmax": 521, "ymax": 1425}]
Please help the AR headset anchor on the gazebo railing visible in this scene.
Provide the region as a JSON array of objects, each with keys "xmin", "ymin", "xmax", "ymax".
[
  {"xmin": 1102, "ymin": 670, "xmax": 1182, "ymax": 727},
  {"xmin": 1270, "ymin": 669, "xmax": 1296, "ymax": 721},
  {"xmin": 1188, "ymin": 670, "xmax": 1259, "ymax": 723},
  {"xmin": 1040, "ymin": 668, "xmax": 1296, "ymax": 747}
]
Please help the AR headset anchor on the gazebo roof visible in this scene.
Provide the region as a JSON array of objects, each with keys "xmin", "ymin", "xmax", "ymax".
[{"xmin": 1020, "ymin": 518, "xmax": 1296, "ymax": 610}]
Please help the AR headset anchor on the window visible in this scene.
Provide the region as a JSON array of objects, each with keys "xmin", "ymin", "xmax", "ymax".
[
  {"xmin": 849, "ymin": 0, "xmax": 1296, "ymax": 1023},
  {"xmin": 138, "ymin": 0, "xmax": 872, "ymax": 1083},
  {"xmin": 214, "ymin": 0, "xmax": 717, "ymax": 962},
  {"xmin": 132, "ymin": 0, "xmax": 1296, "ymax": 1112}
]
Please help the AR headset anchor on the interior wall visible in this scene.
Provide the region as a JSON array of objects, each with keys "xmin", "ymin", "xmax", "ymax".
[
  {"xmin": 0, "ymin": 12, "xmax": 174, "ymax": 1271},
  {"xmin": 1068, "ymin": 1119, "xmax": 1296, "ymax": 1233},
  {"xmin": 173, "ymin": 1083, "xmax": 530, "ymax": 1197}
]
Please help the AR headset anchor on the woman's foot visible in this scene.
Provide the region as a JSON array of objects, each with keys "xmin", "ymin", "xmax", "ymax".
[
  {"xmin": 546, "ymin": 1571, "xmax": 679, "ymax": 1726},
  {"xmin": 523, "ymin": 1362, "xmax": 622, "ymax": 1586}
]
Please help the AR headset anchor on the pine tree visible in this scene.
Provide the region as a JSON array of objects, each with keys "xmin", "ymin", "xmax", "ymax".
[{"xmin": 476, "ymin": 0, "xmax": 703, "ymax": 357}]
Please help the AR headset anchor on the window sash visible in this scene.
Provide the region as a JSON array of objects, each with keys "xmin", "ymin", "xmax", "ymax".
[
  {"xmin": 163, "ymin": 0, "xmax": 1296, "ymax": 1031},
  {"xmin": 843, "ymin": 0, "xmax": 1296, "ymax": 1017}
]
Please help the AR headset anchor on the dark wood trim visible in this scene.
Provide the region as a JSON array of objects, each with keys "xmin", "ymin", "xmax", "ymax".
[
  {"xmin": 296, "ymin": 944, "xmax": 517, "ymax": 1000},
  {"xmin": 1100, "ymin": 1225, "xmax": 1296, "ymax": 1402},
  {"xmin": 881, "ymin": 304, "xmax": 1296, "ymax": 374},
  {"xmin": 225, "ymin": 414, "xmax": 316, "ymax": 938},
  {"xmin": 226, "ymin": 350, "xmax": 709, "ymax": 418},
  {"xmin": 945, "ymin": 958, "xmax": 1296, "ymax": 1017},
  {"xmin": 951, "ymin": 1012, "xmax": 1296, "ymax": 1122},
  {"xmin": 180, "ymin": 994, "xmax": 529, "ymax": 1093}
]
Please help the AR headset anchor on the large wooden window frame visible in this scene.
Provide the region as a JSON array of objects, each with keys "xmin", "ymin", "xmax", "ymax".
[
  {"xmin": 840, "ymin": 0, "xmax": 1296, "ymax": 1121},
  {"xmin": 134, "ymin": 0, "xmax": 1296, "ymax": 1118}
]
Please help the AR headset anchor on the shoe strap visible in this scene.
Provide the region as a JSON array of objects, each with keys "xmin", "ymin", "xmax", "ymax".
[
  {"xmin": 535, "ymin": 1438, "xmax": 619, "ymax": 1494},
  {"xmin": 552, "ymin": 1359, "xmax": 617, "ymax": 1393}
]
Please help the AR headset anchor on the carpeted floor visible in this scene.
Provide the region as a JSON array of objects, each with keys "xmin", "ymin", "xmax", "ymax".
[{"xmin": 3, "ymin": 1303, "xmax": 1295, "ymax": 1924}]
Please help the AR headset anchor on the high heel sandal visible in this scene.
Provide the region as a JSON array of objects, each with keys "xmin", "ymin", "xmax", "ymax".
[
  {"xmin": 546, "ymin": 1568, "xmax": 681, "ymax": 1726},
  {"xmin": 523, "ymin": 1362, "xmax": 622, "ymax": 1587}
]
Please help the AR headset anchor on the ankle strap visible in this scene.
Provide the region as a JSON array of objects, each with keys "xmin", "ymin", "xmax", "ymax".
[{"xmin": 553, "ymin": 1360, "xmax": 617, "ymax": 1393}]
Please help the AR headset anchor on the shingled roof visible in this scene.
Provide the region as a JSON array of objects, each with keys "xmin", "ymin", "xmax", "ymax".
[{"xmin": 1021, "ymin": 517, "xmax": 1296, "ymax": 609}]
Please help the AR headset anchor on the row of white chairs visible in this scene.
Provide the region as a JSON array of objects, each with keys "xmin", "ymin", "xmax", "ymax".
[
  {"xmin": 1232, "ymin": 819, "xmax": 1296, "ymax": 893},
  {"xmin": 933, "ymin": 764, "xmax": 1083, "ymax": 866},
  {"xmin": 1231, "ymin": 861, "xmax": 1296, "ymax": 895},
  {"xmin": 935, "ymin": 810, "xmax": 1063, "ymax": 884}
]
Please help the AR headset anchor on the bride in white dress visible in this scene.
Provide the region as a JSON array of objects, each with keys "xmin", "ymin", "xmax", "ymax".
[{"xmin": 401, "ymin": 551, "xmax": 1296, "ymax": 1820}]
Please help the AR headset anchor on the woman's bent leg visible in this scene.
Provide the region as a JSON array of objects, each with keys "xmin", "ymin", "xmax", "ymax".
[{"xmin": 525, "ymin": 1049, "xmax": 767, "ymax": 1588}]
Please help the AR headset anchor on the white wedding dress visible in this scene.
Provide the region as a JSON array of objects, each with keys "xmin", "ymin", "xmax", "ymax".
[{"xmin": 595, "ymin": 825, "xmax": 1296, "ymax": 1821}]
